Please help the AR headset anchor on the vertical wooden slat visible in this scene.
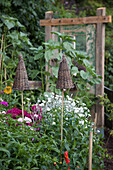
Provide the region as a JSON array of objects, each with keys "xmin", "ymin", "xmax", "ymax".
[
  {"xmin": 96, "ymin": 8, "xmax": 105, "ymax": 128},
  {"xmin": 45, "ymin": 11, "xmax": 53, "ymax": 91}
]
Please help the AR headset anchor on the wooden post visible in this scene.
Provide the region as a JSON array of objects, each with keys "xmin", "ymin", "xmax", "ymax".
[
  {"xmin": 96, "ymin": 8, "xmax": 105, "ymax": 128},
  {"xmin": 89, "ymin": 131, "xmax": 93, "ymax": 170},
  {"xmin": 21, "ymin": 91, "xmax": 24, "ymax": 121},
  {"xmin": 45, "ymin": 11, "xmax": 53, "ymax": 91},
  {"xmin": 0, "ymin": 35, "xmax": 3, "ymax": 72}
]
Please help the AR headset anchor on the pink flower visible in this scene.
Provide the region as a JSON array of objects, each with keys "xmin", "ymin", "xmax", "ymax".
[
  {"xmin": 1, "ymin": 101, "xmax": 8, "ymax": 107},
  {"xmin": 31, "ymin": 105, "xmax": 42, "ymax": 113}
]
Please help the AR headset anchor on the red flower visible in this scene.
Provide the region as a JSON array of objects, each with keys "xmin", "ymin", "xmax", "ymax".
[
  {"xmin": 68, "ymin": 167, "xmax": 70, "ymax": 170},
  {"xmin": 64, "ymin": 151, "xmax": 68, "ymax": 158},
  {"xmin": 65, "ymin": 158, "xmax": 70, "ymax": 164},
  {"xmin": 64, "ymin": 151, "xmax": 70, "ymax": 164}
]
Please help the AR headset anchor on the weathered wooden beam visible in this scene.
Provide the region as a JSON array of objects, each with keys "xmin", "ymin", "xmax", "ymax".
[
  {"xmin": 28, "ymin": 81, "xmax": 42, "ymax": 90},
  {"xmin": 45, "ymin": 11, "xmax": 53, "ymax": 91},
  {"xmin": 96, "ymin": 7, "xmax": 105, "ymax": 128},
  {"xmin": 40, "ymin": 15, "xmax": 111, "ymax": 26}
]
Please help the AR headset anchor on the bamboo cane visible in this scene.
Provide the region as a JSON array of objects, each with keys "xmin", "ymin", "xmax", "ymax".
[
  {"xmin": 89, "ymin": 131, "xmax": 93, "ymax": 170},
  {"xmin": 60, "ymin": 89, "xmax": 64, "ymax": 162},
  {"xmin": 5, "ymin": 68, "xmax": 7, "ymax": 85},
  {"xmin": 89, "ymin": 113, "xmax": 97, "ymax": 170},
  {"xmin": 0, "ymin": 35, "xmax": 4, "ymax": 72},
  {"xmin": 21, "ymin": 90, "xmax": 24, "ymax": 121}
]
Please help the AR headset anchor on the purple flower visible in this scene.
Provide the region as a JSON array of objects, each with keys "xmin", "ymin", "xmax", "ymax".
[{"xmin": 1, "ymin": 101, "xmax": 8, "ymax": 107}]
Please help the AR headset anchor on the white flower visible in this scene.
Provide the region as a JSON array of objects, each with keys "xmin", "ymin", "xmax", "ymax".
[
  {"xmin": 34, "ymin": 114, "xmax": 38, "ymax": 118},
  {"xmin": 39, "ymin": 103, "xmax": 44, "ymax": 107},
  {"xmin": 42, "ymin": 100, "xmax": 46, "ymax": 103},
  {"xmin": 2, "ymin": 111, "xmax": 6, "ymax": 114},
  {"xmin": 37, "ymin": 99, "xmax": 41, "ymax": 103},
  {"xmin": 47, "ymin": 107, "xmax": 50, "ymax": 111},
  {"xmin": 79, "ymin": 120, "xmax": 84, "ymax": 125},
  {"xmin": 26, "ymin": 98, "xmax": 30, "ymax": 101},
  {"xmin": 65, "ymin": 118, "xmax": 68, "ymax": 120},
  {"xmin": 71, "ymin": 102, "xmax": 75, "ymax": 106},
  {"xmin": 52, "ymin": 122, "xmax": 56, "ymax": 125},
  {"xmin": 24, "ymin": 117, "xmax": 32, "ymax": 123},
  {"xmin": 79, "ymin": 113, "xmax": 84, "ymax": 117},
  {"xmin": 73, "ymin": 73, "xmax": 77, "ymax": 76},
  {"xmin": 97, "ymin": 129, "xmax": 100, "ymax": 133},
  {"xmin": 17, "ymin": 118, "xmax": 23, "ymax": 123},
  {"xmin": 48, "ymin": 98, "xmax": 51, "ymax": 102}
]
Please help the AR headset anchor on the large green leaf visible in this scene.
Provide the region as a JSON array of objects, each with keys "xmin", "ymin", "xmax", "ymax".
[
  {"xmin": 63, "ymin": 42, "xmax": 73, "ymax": 51},
  {"xmin": 80, "ymin": 70, "xmax": 89, "ymax": 80},
  {"xmin": 45, "ymin": 50, "xmax": 54, "ymax": 62},
  {"xmin": 34, "ymin": 53, "xmax": 43, "ymax": 60},
  {"xmin": 52, "ymin": 67, "xmax": 59, "ymax": 78},
  {"xmin": 71, "ymin": 66, "xmax": 79, "ymax": 76},
  {"xmin": 4, "ymin": 19, "xmax": 15, "ymax": 29}
]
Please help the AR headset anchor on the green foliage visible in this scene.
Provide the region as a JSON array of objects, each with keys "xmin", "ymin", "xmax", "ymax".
[
  {"xmin": 31, "ymin": 31, "xmax": 101, "ymax": 110},
  {"xmin": 0, "ymin": 92, "xmax": 105, "ymax": 169}
]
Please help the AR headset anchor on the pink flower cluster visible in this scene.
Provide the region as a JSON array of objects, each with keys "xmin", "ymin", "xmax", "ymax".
[
  {"xmin": 31, "ymin": 105, "xmax": 42, "ymax": 113},
  {"xmin": 1, "ymin": 101, "xmax": 8, "ymax": 107},
  {"xmin": 6, "ymin": 108, "xmax": 31, "ymax": 119},
  {"xmin": 6, "ymin": 105, "xmax": 42, "ymax": 127}
]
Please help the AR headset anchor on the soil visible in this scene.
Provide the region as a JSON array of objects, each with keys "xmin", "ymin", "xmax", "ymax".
[{"xmin": 104, "ymin": 127, "xmax": 113, "ymax": 170}]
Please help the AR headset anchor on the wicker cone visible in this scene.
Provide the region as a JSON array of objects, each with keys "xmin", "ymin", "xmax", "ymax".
[
  {"xmin": 56, "ymin": 55, "xmax": 74, "ymax": 89},
  {"xmin": 13, "ymin": 53, "xmax": 29, "ymax": 90}
]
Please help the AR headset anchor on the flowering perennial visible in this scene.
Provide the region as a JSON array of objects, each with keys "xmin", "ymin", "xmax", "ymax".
[
  {"xmin": 4, "ymin": 86, "xmax": 12, "ymax": 94},
  {"xmin": 1, "ymin": 101, "xmax": 8, "ymax": 107},
  {"xmin": 6, "ymin": 105, "xmax": 42, "ymax": 127}
]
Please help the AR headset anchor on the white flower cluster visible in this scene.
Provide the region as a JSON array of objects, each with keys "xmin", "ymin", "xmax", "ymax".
[
  {"xmin": 38, "ymin": 92, "xmax": 91, "ymax": 125},
  {"xmin": 17, "ymin": 117, "xmax": 32, "ymax": 123}
]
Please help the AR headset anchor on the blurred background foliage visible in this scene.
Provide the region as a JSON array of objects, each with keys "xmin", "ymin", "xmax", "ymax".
[{"xmin": 0, "ymin": 0, "xmax": 113, "ymax": 89}]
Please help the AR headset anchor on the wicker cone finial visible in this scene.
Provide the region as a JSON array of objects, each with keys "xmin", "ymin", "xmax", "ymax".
[
  {"xmin": 56, "ymin": 55, "xmax": 74, "ymax": 89},
  {"xmin": 13, "ymin": 53, "xmax": 29, "ymax": 90}
]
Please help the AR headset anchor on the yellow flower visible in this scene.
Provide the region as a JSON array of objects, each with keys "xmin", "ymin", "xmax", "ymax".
[
  {"xmin": 4, "ymin": 86, "xmax": 12, "ymax": 94},
  {"xmin": 10, "ymin": 83, "xmax": 13, "ymax": 86}
]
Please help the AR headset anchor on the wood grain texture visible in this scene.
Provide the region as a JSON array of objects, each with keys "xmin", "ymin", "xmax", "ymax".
[
  {"xmin": 40, "ymin": 15, "xmax": 111, "ymax": 26},
  {"xmin": 96, "ymin": 8, "xmax": 105, "ymax": 127}
]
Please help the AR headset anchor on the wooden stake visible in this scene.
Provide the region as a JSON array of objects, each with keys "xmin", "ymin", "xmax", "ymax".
[
  {"xmin": 61, "ymin": 89, "xmax": 64, "ymax": 142},
  {"xmin": 0, "ymin": 35, "xmax": 4, "ymax": 72},
  {"xmin": 60, "ymin": 89, "xmax": 64, "ymax": 162},
  {"xmin": 5, "ymin": 68, "xmax": 7, "ymax": 85},
  {"xmin": 21, "ymin": 90, "xmax": 24, "ymax": 121},
  {"xmin": 89, "ymin": 131, "xmax": 93, "ymax": 170}
]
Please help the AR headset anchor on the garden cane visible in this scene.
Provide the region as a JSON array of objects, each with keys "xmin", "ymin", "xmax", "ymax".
[{"xmin": 56, "ymin": 55, "xmax": 74, "ymax": 163}]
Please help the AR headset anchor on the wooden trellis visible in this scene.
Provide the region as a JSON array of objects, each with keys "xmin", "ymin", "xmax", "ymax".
[{"xmin": 40, "ymin": 7, "xmax": 112, "ymax": 128}]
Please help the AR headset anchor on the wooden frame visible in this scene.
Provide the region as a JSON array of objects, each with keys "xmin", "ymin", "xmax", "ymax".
[
  {"xmin": 40, "ymin": 15, "xmax": 111, "ymax": 26},
  {"xmin": 40, "ymin": 7, "xmax": 112, "ymax": 128}
]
